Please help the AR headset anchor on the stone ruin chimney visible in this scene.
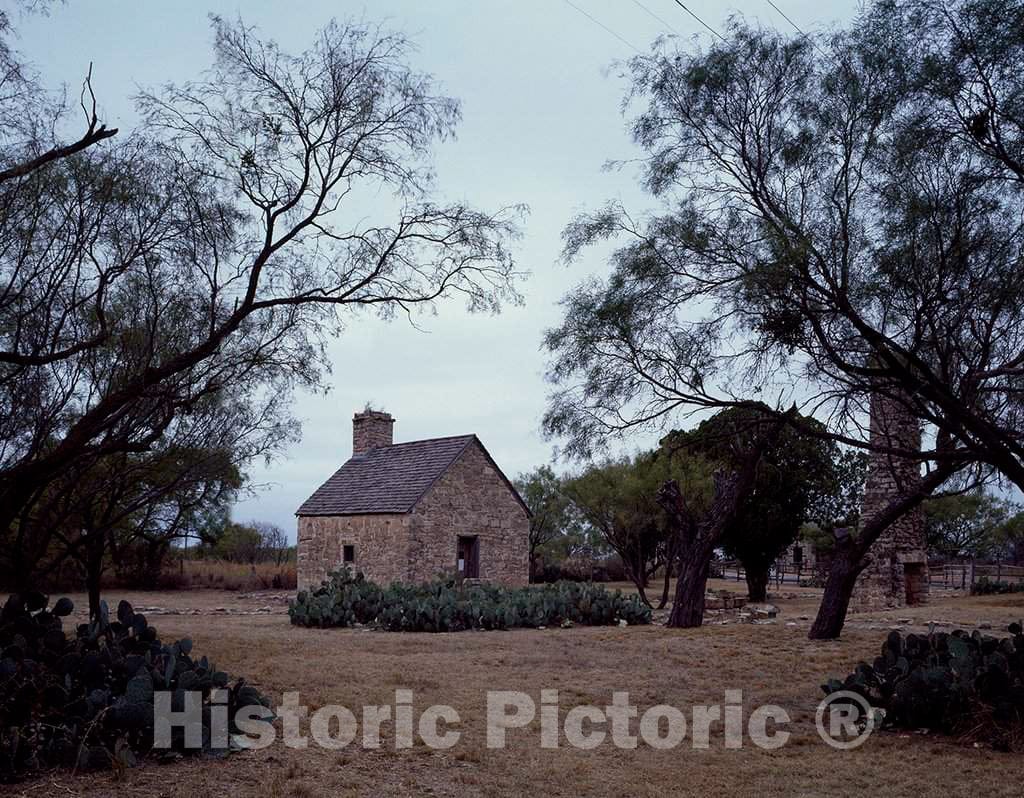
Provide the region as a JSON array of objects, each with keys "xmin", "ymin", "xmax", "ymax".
[
  {"xmin": 851, "ymin": 388, "xmax": 930, "ymax": 609},
  {"xmin": 352, "ymin": 409, "xmax": 394, "ymax": 455}
]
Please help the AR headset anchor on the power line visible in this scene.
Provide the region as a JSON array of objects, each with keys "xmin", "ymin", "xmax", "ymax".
[
  {"xmin": 563, "ymin": 0, "xmax": 642, "ymax": 54},
  {"xmin": 631, "ymin": 0, "xmax": 681, "ymax": 36},
  {"xmin": 764, "ymin": 0, "xmax": 831, "ymax": 61},
  {"xmin": 764, "ymin": 0, "xmax": 810, "ymax": 39},
  {"xmin": 671, "ymin": 0, "xmax": 726, "ymax": 42}
]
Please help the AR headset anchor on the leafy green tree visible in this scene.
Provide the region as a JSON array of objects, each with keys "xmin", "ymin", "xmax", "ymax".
[
  {"xmin": 666, "ymin": 407, "xmax": 837, "ymax": 602},
  {"xmin": 809, "ymin": 450, "xmax": 869, "ymax": 531},
  {"xmin": 514, "ymin": 466, "xmax": 574, "ymax": 582},
  {"xmin": 34, "ymin": 442, "xmax": 242, "ymax": 619},
  {"xmin": 214, "ymin": 522, "xmax": 263, "ymax": 565},
  {"xmin": 566, "ymin": 451, "xmax": 711, "ymax": 609},
  {"xmin": 0, "ymin": 13, "xmax": 522, "ymax": 549},
  {"xmin": 535, "ymin": 517, "xmax": 605, "ymax": 564},
  {"xmin": 998, "ymin": 511, "xmax": 1024, "ymax": 565},
  {"xmin": 188, "ymin": 503, "xmax": 235, "ymax": 555},
  {"xmin": 656, "ymin": 415, "xmax": 787, "ymax": 625},
  {"xmin": 543, "ymin": 0, "xmax": 1024, "ymax": 637},
  {"xmin": 790, "ymin": 450, "xmax": 870, "ymax": 564},
  {"xmin": 1, "ymin": 386, "xmax": 276, "ymax": 616},
  {"xmin": 924, "ymin": 492, "xmax": 1013, "ymax": 560}
]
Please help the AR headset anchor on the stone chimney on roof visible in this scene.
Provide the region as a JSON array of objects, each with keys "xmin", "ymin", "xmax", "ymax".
[{"xmin": 352, "ymin": 409, "xmax": 394, "ymax": 455}]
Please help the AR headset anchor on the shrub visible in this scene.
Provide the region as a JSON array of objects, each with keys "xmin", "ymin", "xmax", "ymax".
[
  {"xmin": 534, "ymin": 561, "xmax": 564, "ymax": 584},
  {"xmin": 2, "ymin": 557, "xmax": 298, "ymax": 595},
  {"xmin": 533, "ymin": 556, "xmax": 625, "ymax": 584},
  {"xmin": 288, "ymin": 569, "xmax": 652, "ymax": 632},
  {"xmin": 822, "ymin": 625, "xmax": 1024, "ymax": 749},
  {"xmin": 0, "ymin": 592, "xmax": 269, "ymax": 782},
  {"xmin": 169, "ymin": 560, "xmax": 297, "ymax": 591},
  {"xmin": 971, "ymin": 577, "xmax": 1024, "ymax": 596}
]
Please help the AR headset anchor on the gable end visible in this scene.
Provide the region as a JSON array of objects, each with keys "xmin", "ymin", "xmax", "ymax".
[{"xmin": 411, "ymin": 436, "xmax": 532, "ymax": 519}]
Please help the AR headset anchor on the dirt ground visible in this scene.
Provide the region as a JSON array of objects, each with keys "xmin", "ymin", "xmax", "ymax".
[{"xmin": 13, "ymin": 583, "xmax": 1024, "ymax": 798}]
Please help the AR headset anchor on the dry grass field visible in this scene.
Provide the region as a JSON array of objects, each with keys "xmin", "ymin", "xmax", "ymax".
[
  {"xmin": 14, "ymin": 583, "xmax": 1024, "ymax": 798},
  {"xmin": 172, "ymin": 560, "xmax": 297, "ymax": 592}
]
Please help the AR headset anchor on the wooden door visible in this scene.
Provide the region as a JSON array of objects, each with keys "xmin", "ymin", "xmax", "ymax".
[{"xmin": 457, "ymin": 536, "xmax": 479, "ymax": 578}]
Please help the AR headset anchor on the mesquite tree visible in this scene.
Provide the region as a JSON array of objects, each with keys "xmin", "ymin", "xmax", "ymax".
[
  {"xmin": 544, "ymin": 1, "xmax": 1024, "ymax": 637},
  {"xmin": 0, "ymin": 16, "xmax": 522, "ymax": 554},
  {"xmin": 564, "ymin": 453, "xmax": 703, "ymax": 608},
  {"xmin": 665, "ymin": 406, "xmax": 838, "ymax": 603},
  {"xmin": 513, "ymin": 466, "xmax": 574, "ymax": 582},
  {"xmin": 4, "ymin": 389, "xmax": 279, "ymax": 616},
  {"xmin": 924, "ymin": 491, "xmax": 1014, "ymax": 561},
  {"xmin": 655, "ymin": 412, "xmax": 787, "ymax": 626}
]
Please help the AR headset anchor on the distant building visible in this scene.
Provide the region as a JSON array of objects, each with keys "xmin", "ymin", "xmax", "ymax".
[
  {"xmin": 296, "ymin": 409, "xmax": 530, "ymax": 590},
  {"xmin": 780, "ymin": 539, "xmax": 817, "ymax": 575}
]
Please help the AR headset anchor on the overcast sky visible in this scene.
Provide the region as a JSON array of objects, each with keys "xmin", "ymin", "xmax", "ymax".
[{"xmin": 19, "ymin": 1, "xmax": 861, "ymax": 537}]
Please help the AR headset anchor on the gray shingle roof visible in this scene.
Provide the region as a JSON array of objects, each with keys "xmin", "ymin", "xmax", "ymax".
[{"xmin": 296, "ymin": 434, "xmax": 482, "ymax": 516}]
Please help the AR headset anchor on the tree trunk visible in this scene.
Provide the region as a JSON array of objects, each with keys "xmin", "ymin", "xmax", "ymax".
[
  {"xmin": 807, "ymin": 463, "xmax": 958, "ymax": 640},
  {"xmin": 808, "ymin": 540, "xmax": 865, "ymax": 640},
  {"xmin": 10, "ymin": 557, "xmax": 34, "ymax": 594},
  {"xmin": 658, "ymin": 413, "xmax": 791, "ymax": 629},
  {"xmin": 83, "ymin": 525, "xmax": 107, "ymax": 622},
  {"xmin": 85, "ymin": 536, "xmax": 104, "ymax": 622},
  {"xmin": 621, "ymin": 551, "xmax": 652, "ymax": 606},
  {"xmin": 668, "ymin": 549, "xmax": 710, "ymax": 627},
  {"xmin": 87, "ymin": 574, "xmax": 102, "ymax": 622},
  {"xmin": 745, "ymin": 565, "xmax": 769, "ymax": 603},
  {"xmin": 631, "ymin": 570, "xmax": 651, "ymax": 607},
  {"xmin": 633, "ymin": 551, "xmax": 649, "ymax": 589},
  {"xmin": 656, "ymin": 557, "xmax": 673, "ymax": 610}
]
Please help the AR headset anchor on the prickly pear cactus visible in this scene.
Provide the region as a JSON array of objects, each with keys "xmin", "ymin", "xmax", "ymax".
[
  {"xmin": 823, "ymin": 624, "xmax": 1024, "ymax": 748},
  {"xmin": 288, "ymin": 568, "xmax": 652, "ymax": 633},
  {"xmin": 0, "ymin": 592, "xmax": 270, "ymax": 782}
]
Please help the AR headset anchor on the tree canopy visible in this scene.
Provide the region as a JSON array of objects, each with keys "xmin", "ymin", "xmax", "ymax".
[
  {"xmin": 542, "ymin": 0, "xmax": 1024, "ymax": 637},
  {"xmin": 924, "ymin": 491, "xmax": 1015, "ymax": 560},
  {"xmin": 665, "ymin": 406, "xmax": 839, "ymax": 601},
  {"xmin": 564, "ymin": 453, "xmax": 707, "ymax": 606},
  {"xmin": 514, "ymin": 465, "xmax": 576, "ymax": 580},
  {"xmin": 543, "ymin": 0, "xmax": 1024, "ymax": 479},
  {"xmin": 0, "ymin": 13, "xmax": 523, "ymax": 588}
]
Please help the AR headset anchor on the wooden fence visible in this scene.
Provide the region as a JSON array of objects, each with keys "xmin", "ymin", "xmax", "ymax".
[
  {"xmin": 933, "ymin": 562, "xmax": 1024, "ymax": 590},
  {"xmin": 716, "ymin": 559, "xmax": 1024, "ymax": 590},
  {"xmin": 716, "ymin": 560, "xmax": 812, "ymax": 587}
]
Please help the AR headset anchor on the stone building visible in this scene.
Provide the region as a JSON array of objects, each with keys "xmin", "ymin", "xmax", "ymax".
[
  {"xmin": 851, "ymin": 390, "xmax": 930, "ymax": 609},
  {"xmin": 296, "ymin": 410, "xmax": 530, "ymax": 590},
  {"xmin": 780, "ymin": 538, "xmax": 817, "ymax": 575}
]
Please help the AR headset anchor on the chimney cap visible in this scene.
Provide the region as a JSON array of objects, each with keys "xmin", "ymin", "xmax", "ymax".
[{"xmin": 353, "ymin": 409, "xmax": 393, "ymax": 421}]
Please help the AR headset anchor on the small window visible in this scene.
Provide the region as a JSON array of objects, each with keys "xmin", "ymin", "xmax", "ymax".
[{"xmin": 343, "ymin": 545, "xmax": 355, "ymax": 564}]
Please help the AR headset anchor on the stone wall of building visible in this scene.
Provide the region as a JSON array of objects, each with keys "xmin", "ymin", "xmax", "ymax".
[
  {"xmin": 408, "ymin": 441, "xmax": 530, "ymax": 586},
  {"xmin": 297, "ymin": 440, "xmax": 529, "ymax": 590},
  {"xmin": 296, "ymin": 514, "xmax": 410, "ymax": 590},
  {"xmin": 851, "ymin": 389, "xmax": 930, "ymax": 609}
]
